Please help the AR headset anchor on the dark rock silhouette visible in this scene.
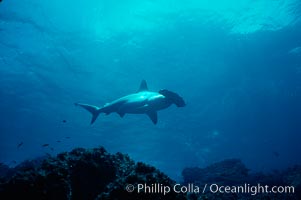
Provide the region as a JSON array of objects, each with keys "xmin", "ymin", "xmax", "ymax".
[
  {"xmin": 1, "ymin": 151, "xmax": 301, "ymax": 200},
  {"xmin": 182, "ymin": 159, "xmax": 301, "ymax": 200},
  {"xmin": 183, "ymin": 159, "xmax": 249, "ymax": 185},
  {"xmin": 0, "ymin": 163, "xmax": 9, "ymax": 179},
  {"xmin": 0, "ymin": 147, "xmax": 185, "ymax": 200}
]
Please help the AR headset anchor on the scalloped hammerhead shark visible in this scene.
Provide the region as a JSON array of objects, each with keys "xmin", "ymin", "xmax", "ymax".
[{"xmin": 75, "ymin": 80, "xmax": 186, "ymax": 125}]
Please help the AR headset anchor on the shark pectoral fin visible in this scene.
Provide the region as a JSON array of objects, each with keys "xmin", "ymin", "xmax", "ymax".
[
  {"xmin": 118, "ymin": 112, "xmax": 125, "ymax": 118},
  {"xmin": 146, "ymin": 111, "xmax": 158, "ymax": 124}
]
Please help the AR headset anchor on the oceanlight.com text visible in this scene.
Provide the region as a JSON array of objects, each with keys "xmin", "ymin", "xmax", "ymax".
[
  {"xmin": 208, "ymin": 183, "xmax": 295, "ymax": 196},
  {"xmin": 125, "ymin": 183, "xmax": 295, "ymax": 196}
]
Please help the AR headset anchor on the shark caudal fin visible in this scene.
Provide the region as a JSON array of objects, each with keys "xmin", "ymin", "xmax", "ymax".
[{"xmin": 75, "ymin": 103, "xmax": 101, "ymax": 124}]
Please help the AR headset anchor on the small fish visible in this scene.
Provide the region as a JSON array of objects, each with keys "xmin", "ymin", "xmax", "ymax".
[
  {"xmin": 50, "ymin": 147, "xmax": 54, "ymax": 151},
  {"xmin": 56, "ymin": 140, "xmax": 61, "ymax": 143},
  {"xmin": 62, "ymin": 120, "xmax": 67, "ymax": 123},
  {"xmin": 65, "ymin": 137, "xmax": 71, "ymax": 139},
  {"xmin": 17, "ymin": 142, "xmax": 23, "ymax": 148},
  {"xmin": 42, "ymin": 144, "xmax": 49, "ymax": 147}
]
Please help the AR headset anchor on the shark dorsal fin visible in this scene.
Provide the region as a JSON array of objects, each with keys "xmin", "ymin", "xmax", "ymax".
[{"xmin": 137, "ymin": 80, "xmax": 148, "ymax": 92}]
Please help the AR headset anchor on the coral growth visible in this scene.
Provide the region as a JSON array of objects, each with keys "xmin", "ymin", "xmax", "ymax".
[
  {"xmin": 1, "ymin": 151, "xmax": 301, "ymax": 200},
  {"xmin": 0, "ymin": 147, "xmax": 185, "ymax": 200},
  {"xmin": 182, "ymin": 159, "xmax": 301, "ymax": 200},
  {"xmin": 182, "ymin": 159, "xmax": 249, "ymax": 185}
]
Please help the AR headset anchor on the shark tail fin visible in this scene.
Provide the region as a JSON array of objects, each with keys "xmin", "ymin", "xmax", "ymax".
[{"xmin": 75, "ymin": 103, "xmax": 102, "ymax": 124}]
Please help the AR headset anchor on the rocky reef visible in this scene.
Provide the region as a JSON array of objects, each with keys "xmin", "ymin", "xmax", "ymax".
[
  {"xmin": 182, "ymin": 159, "xmax": 301, "ymax": 200},
  {"xmin": 1, "ymin": 149, "xmax": 300, "ymax": 200},
  {"xmin": 0, "ymin": 147, "xmax": 185, "ymax": 200},
  {"xmin": 183, "ymin": 159, "xmax": 249, "ymax": 186},
  {"xmin": 0, "ymin": 163, "xmax": 10, "ymax": 179}
]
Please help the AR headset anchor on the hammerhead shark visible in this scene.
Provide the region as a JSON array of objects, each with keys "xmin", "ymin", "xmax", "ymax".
[{"xmin": 75, "ymin": 80, "xmax": 185, "ymax": 124}]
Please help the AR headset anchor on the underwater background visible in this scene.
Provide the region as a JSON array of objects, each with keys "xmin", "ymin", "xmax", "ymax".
[{"xmin": 0, "ymin": 0, "xmax": 301, "ymax": 181}]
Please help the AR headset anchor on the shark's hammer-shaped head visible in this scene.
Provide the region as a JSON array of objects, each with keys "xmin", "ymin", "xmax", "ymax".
[{"xmin": 158, "ymin": 89, "xmax": 186, "ymax": 107}]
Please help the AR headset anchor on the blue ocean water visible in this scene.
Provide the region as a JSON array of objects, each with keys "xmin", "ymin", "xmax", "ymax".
[{"xmin": 0, "ymin": 0, "xmax": 300, "ymax": 181}]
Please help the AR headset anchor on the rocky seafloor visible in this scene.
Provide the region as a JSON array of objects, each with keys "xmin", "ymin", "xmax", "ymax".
[{"xmin": 0, "ymin": 147, "xmax": 300, "ymax": 200}]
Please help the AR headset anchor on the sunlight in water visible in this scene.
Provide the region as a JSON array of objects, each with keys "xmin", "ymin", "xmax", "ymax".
[
  {"xmin": 10, "ymin": 0, "xmax": 299, "ymax": 38},
  {"xmin": 89, "ymin": 0, "xmax": 301, "ymax": 37}
]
